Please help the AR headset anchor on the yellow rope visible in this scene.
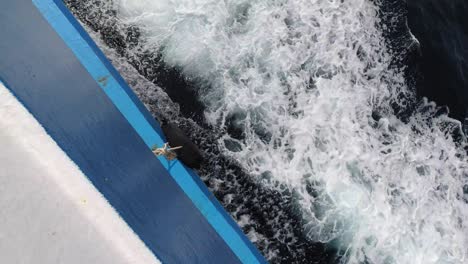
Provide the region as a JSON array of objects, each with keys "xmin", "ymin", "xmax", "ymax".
[{"xmin": 152, "ymin": 143, "xmax": 182, "ymax": 160}]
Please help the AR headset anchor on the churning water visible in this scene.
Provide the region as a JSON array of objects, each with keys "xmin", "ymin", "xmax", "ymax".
[{"xmin": 65, "ymin": 0, "xmax": 468, "ymax": 263}]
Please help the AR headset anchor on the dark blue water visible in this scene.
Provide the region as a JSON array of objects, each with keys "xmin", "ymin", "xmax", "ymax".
[{"xmin": 407, "ymin": 0, "xmax": 468, "ymax": 121}]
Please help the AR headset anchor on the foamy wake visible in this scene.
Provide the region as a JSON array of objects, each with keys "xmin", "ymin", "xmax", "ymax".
[{"xmin": 87, "ymin": 0, "xmax": 468, "ymax": 262}]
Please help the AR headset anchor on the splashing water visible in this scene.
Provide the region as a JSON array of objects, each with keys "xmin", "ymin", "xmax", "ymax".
[{"xmin": 71, "ymin": 0, "xmax": 468, "ymax": 262}]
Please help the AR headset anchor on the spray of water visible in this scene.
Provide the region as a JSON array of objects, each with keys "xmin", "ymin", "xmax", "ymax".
[
  {"xmin": 69, "ymin": 0, "xmax": 468, "ymax": 262},
  {"xmin": 113, "ymin": 0, "xmax": 468, "ymax": 262}
]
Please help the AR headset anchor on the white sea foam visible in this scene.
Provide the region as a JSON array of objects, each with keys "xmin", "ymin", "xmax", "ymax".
[{"xmin": 114, "ymin": 0, "xmax": 468, "ymax": 263}]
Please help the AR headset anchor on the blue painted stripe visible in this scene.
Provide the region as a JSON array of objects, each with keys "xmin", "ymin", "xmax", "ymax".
[{"xmin": 32, "ymin": 0, "xmax": 266, "ymax": 263}]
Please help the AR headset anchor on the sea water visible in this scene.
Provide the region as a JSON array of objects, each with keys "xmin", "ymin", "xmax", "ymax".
[{"xmin": 64, "ymin": 0, "xmax": 468, "ymax": 263}]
